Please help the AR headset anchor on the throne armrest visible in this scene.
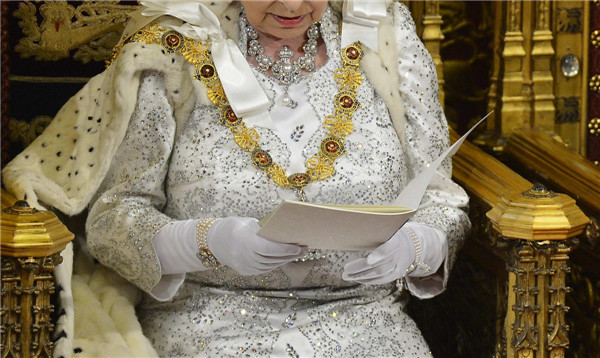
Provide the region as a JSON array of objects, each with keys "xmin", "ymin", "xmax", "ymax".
[
  {"xmin": 1, "ymin": 188, "xmax": 74, "ymax": 358},
  {"xmin": 451, "ymin": 129, "xmax": 589, "ymax": 357}
]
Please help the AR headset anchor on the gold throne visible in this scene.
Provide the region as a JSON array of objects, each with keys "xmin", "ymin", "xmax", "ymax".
[{"xmin": 1, "ymin": 1, "xmax": 599, "ymax": 357}]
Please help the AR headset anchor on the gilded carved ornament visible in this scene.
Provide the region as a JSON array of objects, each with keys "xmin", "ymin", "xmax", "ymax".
[
  {"xmin": 508, "ymin": 0, "xmax": 522, "ymax": 33},
  {"xmin": 536, "ymin": 1, "xmax": 550, "ymax": 31},
  {"xmin": 589, "ymin": 118, "xmax": 600, "ymax": 136},
  {"xmin": 487, "ymin": 184, "xmax": 588, "ymax": 357},
  {"xmin": 590, "ymin": 75, "xmax": 600, "ymax": 94},
  {"xmin": 9, "ymin": 116, "xmax": 52, "ymax": 148},
  {"xmin": 592, "ymin": 30, "xmax": 600, "ymax": 49},
  {"xmin": 13, "ymin": 1, "xmax": 138, "ymax": 62},
  {"xmin": 1, "ymin": 196, "xmax": 74, "ymax": 357}
]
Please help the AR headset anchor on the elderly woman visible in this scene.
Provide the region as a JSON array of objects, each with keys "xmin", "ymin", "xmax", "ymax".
[{"xmin": 3, "ymin": 0, "xmax": 469, "ymax": 356}]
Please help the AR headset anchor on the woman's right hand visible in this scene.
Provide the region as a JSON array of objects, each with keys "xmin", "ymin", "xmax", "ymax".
[{"xmin": 207, "ymin": 217, "xmax": 306, "ymax": 275}]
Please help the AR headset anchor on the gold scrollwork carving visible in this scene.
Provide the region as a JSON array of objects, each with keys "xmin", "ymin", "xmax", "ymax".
[
  {"xmin": 1, "ymin": 254, "xmax": 63, "ymax": 358},
  {"xmin": 507, "ymin": 240, "xmax": 575, "ymax": 357},
  {"xmin": 13, "ymin": 1, "xmax": 138, "ymax": 62},
  {"xmin": 511, "ymin": 244, "xmax": 539, "ymax": 352},
  {"xmin": 9, "ymin": 116, "xmax": 52, "ymax": 148}
]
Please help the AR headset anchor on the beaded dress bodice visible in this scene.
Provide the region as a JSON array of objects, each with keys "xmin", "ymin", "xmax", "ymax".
[{"xmin": 157, "ymin": 7, "xmax": 405, "ymax": 291}]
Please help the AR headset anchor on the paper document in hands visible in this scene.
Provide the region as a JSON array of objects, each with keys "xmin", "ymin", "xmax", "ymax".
[
  {"xmin": 257, "ymin": 112, "xmax": 492, "ymax": 251},
  {"xmin": 258, "ymin": 201, "xmax": 415, "ymax": 251}
]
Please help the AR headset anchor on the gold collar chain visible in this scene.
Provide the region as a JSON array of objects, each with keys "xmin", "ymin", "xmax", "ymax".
[{"xmin": 111, "ymin": 23, "xmax": 364, "ymax": 196}]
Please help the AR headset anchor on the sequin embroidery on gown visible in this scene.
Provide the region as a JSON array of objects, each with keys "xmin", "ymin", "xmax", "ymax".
[{"xmin": 86, "ymin": 4, "xmax": 469, "ymax": 357}]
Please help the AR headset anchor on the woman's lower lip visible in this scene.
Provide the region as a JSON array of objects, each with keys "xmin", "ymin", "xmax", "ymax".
[{"xmin": 273, "ymin": 14, "xmax": 306, "ymax": 27}]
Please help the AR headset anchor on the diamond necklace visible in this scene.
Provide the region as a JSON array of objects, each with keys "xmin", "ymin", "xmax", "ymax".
[{"xmin": 243, "ymin": 15, "xmax": 321, "ymax": 108}]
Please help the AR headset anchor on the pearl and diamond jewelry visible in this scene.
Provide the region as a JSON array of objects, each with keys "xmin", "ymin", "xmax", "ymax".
[{"xmin": 244, "ymin": 15, "xmax": 320, "ymax": 108}]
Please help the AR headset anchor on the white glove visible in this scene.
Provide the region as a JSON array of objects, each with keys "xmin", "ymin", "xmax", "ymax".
[
  {"xmin": 207, "ymin": 217, "xmax": 306, "ymax": 275},
  {"xmin": 342, "ymin": 222, "xmax": 446, "ymax": 285}
]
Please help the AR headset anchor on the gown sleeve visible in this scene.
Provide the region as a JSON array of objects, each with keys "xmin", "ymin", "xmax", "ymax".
[
  {"xmin": 392, "ymin": 2, "xmax": 471, "ymax": 298},
  {"xmin": 86, "ymin": 70, "xmax": 182, "ymax": 295}
]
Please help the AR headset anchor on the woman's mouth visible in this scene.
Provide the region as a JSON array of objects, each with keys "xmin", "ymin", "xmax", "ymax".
[{"xmin": 273, "ymin": 14, "xmax": 306, "ymax": 27}]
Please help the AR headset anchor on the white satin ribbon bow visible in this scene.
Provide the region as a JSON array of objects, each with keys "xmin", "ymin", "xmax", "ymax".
[
  {"xmin": 138, "ymin": 0, "xmax": 276, "ymax": 130},
  {"xmin": 341, "ymin": 0, "xmax": 388, "ymax": 52}
]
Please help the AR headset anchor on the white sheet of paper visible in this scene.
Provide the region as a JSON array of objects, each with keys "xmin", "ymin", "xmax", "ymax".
[
  {"xmin": 258, "ymin": 201, "xmax": 415, "ymax": 250},
  {"xmin": 258, "ymin": 112, "xmax": 492, "ymax": 250}
]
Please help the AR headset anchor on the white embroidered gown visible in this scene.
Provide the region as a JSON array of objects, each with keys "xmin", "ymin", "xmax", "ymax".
[{"xmin": 86, "ymin": 5, "xmax": 469, "ymax": 357}]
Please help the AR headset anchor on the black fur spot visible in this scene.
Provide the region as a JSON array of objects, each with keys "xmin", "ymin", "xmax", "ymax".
[{"xmin": 54, "ymin": 330, "xmax": 67, "ymax": 341}]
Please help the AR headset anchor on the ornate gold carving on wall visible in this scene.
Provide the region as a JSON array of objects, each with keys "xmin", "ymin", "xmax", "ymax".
[
  {"xmin": 531, "ymin": 0, "xmax": 555, "ymax": 131},
  {"xmin": 536, "ymin": 1, "xmax": 550, "ymax": 31},
  {"xmin": 8, "ymin": 116, "xmax": 52, "ymax": 148},
  {"xmin": 13, "ymin": 1, "xmax": 138, "ymax": 62},
  {"xmin": 508, "ymin": 0, "xmax": 522, "ymax": 33}
]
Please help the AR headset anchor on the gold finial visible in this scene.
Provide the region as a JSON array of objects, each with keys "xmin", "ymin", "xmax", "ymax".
[{"xmin": 521, "ymin": 183, "xmax": 556, "ymax": 198}]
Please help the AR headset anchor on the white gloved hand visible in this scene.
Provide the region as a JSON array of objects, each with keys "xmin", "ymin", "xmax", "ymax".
[
  {"xmin": 207, "ymin": 217, "xmax": 306, "ymax": 276},
  {"xmin": 342, "ymin": 222, "xmax": 446, "ymax": 285}
]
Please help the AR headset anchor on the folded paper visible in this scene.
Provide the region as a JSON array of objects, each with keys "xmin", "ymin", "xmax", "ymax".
[{"xmin": 258, "ymin": 112, "xmax": 492, "ymax": 250}]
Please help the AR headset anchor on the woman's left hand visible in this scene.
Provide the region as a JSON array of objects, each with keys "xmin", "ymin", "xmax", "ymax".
[{"xmin": 342, "ymin": 222, "xmax": 445, "ymax": 285}]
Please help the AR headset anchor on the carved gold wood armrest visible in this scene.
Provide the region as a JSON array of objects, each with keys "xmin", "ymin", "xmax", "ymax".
[
  {"xmin": 451, "ymin": 128, "xmax": 590, "ymax": 358},
  {"xmin": 1, "ymin": 188, "xmax": 74, "ymax": 358}
]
